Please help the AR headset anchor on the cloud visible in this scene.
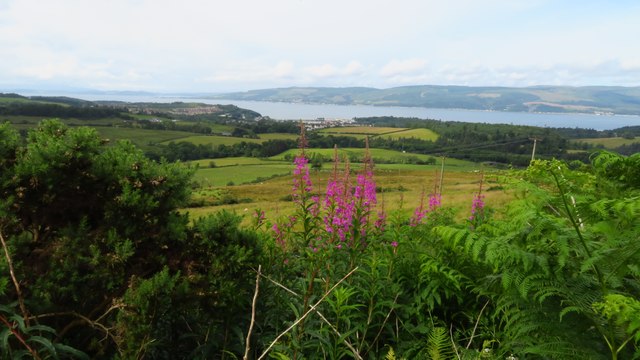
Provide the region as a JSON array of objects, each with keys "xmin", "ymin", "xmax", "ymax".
[
  {"xmin": 201, "ymin": 61, "xmax": 296, "ymax": 84},
  {"xmin": 380, "ymin": 59, "xmax": 428, "ymax": 77},
  {"xmin": 304, "ymin": 61, "xmax": 365, "ymax": 79}
]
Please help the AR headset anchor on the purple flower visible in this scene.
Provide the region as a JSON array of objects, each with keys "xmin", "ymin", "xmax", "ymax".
[
  {"xmin": 428, "ymin": 193, "xmax": 441, "ymax": 210},
  {"xmin": 469, "ymin": 193, "xmax": 485, "ymax": 222},
  {"xmin": 272, "ymin": 223, "xmax": 285, "ymax": 250},
  {"xmin": 292, "ymin": 155, "xmax": 313, "ymax": 201},
  {"xmin": 410, "ymin": 188, "xmax": 427, "ymax": 226}
]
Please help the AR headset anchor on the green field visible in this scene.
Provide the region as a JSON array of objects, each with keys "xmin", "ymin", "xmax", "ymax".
[
  {"xmin": 318, "ymin": 126, "xmax": 405, "ymax": 135},
  {"xmin": 165, "ymin": 135, "xmax": 261, "ymax": 146},
  {"xmin": 0, "ymin": 97, "xmax": 66, "ymax": 106},
  {"xmin": 186, "ymin": 158, "xmax": 503, "ymax": 225},
  {"xmin": 94, "ymin": 127, "xmax": 194, "ymax": 148},
  {"xmin": 163, "ymin": 133, "xmax": 298, "ymax": 146},
  {"xmin": 578, "ymin": 137, "xmax": 639, "ymax": 148},
  {"xmin": 188, "ymin": 157, "xmax": 289, "ymax": 167},
  {"xmin": 381, "ymin": 128, "xmax": 439, "ymax": 141},
  {"xmin": 193, "ymin": 163, "xmax": 292, "ymax": 186},
  {"xmin": 189, "ymin": 153, "xmax": 479, "ymax": 190},
  {"xmin": 271, "ymin": 147, "xmax": 442, "ymax": 163},
  {"xmin": 258, "ymin": 133, "xmax": 299, "ymax": 141}
]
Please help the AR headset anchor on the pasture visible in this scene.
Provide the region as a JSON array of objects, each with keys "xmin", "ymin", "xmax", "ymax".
[
  {"xmin": 318, "ymin": 126, "xmax": 405, "ymax": 135},
  {"xmin": 94, "ymin": 127, "xmax": 194, "ymax": 148},
  {"xmin": 192, "ymin": 163, "xmax": 293, "ymax": 187},
  {"xmin": 271, "ymin": 147, "xmax": 445, "ymax": 165},
  {"xmin": 163, "ymin": 132, "xmax": 298, "ymax": 146},
  {"xmin": 577, "ymin": 137, "xmax": 639, "ymax": 148},
  {"xmin": 380, "ymin": 128, "xmax": 439, "ymax": 141},
  {"xmin": 187, "ymin": 156, "xmax": 289, "ymax": 168},
  {"xmin": 186, "ymin": 153, "xmax": 505, "ymax": 224}
]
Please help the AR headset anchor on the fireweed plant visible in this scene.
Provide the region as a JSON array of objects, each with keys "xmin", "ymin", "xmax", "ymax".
[
  {"xmin": 259, "ymin": 129, "xmax": 493, "ymax": 358},
  {"xmin": 469, "ymin": 171, "xmax": 486, "ymax": 228}
]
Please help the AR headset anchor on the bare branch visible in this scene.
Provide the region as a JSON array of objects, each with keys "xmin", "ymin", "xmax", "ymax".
[
  {"xmin": 466, "ymin": 299, "xmax": 490, "ymax": 349},
  {"xmin": 257, "ymin": 266, "xmax": 359, "ymax": 360},
  {"xmin": 244, "ymin": 265, "xmax": 261, "ymax": 360},
  {"xmin": 0, "ymin": 230, "xmax": 29, "ymax": 324}
]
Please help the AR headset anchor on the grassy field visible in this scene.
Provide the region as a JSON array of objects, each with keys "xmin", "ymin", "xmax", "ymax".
[
  {"xmin": 577, "ymin": 137, "xmax": 639, "ymax": 148},
  {"xmin": 165, "ymin": 135, "xmax": 262, "ymax": 146},
  {"xmin": 0, "ymin": 97, "xmax": 66, "ymax": 105},
  {"xmin": 163, "ymin": 133, "xmax": 298, "ymax": 146},
  {"xmin": 193, "ymin": 163, "xmax": 292, "ymax": 187},
  {"xmin": 271, "ymin": 147, "xmax": 451, "ymax": 165},
  {"xmin": 258, "ymin": 133, "xmax": 299, "ymax": 141},
  {"xmin": 185, "ymin": 148, "xmax": 497, "ymax": 225},
  {"xmin": 187, "ymin": 156, "xmax": 289, "ymax": 168},
  {"xmin": 381, "ymin": 128, "xmax": 439, "ymax": 141},
  {"xmin": 318, "ymin": 126, "xmax": 406, "ymax": 135},
  {"xmin": 4, "ymin": 116, "xmax": 126, "ymax": 127},
  {"xmin": 185, "ymin": 162, "xmax": 510, "ymax": 226},
  {"xmin": 94, "ymin": 127, "xmax": 195, "ymax": 148},
  {"xmin": 316, "ymin": 126, "xmax": 439, "ymax": 142}
]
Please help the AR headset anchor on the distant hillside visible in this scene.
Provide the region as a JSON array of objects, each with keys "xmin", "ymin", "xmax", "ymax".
[{"xmin": 210, "ymin": 85, "xmax": 640, "ymax": 115}]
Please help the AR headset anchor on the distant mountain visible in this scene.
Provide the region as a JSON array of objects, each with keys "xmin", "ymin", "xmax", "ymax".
[{"xmin": 209, "ymin": 85, "xmax": 640, "ymax": 115}]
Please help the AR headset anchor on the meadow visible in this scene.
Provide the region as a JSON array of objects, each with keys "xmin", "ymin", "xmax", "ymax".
[
  {"xmin": 318, "ymin": 126, "xmax": 404, "ymax": 135},
  {"xmin": 186, "ymin": 155, "xmax": 509, "ymax": 224},
  {"xmin": 577, "ymin": 136, "xmax": 639, "ymax": 148},
  {"xmin": 167, "ymin": 132, "xmax": 298, "ymax": 146},
  {"xmin": 380, "ymin": 127, "xmax": 439, "ymax": 141},
  {"xmin": 94, "ymin": 127, "xmax": 195, "ymax": 149},
  {"xmin": 318, "ymin": 126, "xmax": 438, "ymax": 140},
  {"xmin": 271, "ymin": 147, "xmax": 442, "ymax": 163}
]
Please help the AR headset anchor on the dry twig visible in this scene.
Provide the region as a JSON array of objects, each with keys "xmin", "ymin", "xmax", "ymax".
[
  {"xmin": 257, "ymin": 266, "xmax": 359, "ymax": 360},
  {"xmin": 243, "ymin": 265, "xmax": 261, "ymax": 360},
  {"xmin": 0, "ymin": 230, "xmax": 28, "ymax": 323}
]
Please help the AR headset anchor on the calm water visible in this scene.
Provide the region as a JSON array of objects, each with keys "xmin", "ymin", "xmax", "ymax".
[{"xmin": 64, "ymin": 94, "xmax": 640, "ymax": 130}]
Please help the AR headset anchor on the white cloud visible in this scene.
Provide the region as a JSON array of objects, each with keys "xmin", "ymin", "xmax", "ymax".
[
  {"xmin": 380, "ymin": 59, "xmax": 428, "ymax": 78},
  {"xmin": 201, "ymin": 61, "xmax": 296, "ymax": 84},
  {"xmin": 304, "ymin": 61, "xmax": 365, "ymax": 79}
]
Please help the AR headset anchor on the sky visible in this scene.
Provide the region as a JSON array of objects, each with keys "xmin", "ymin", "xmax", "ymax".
[{"xmin": 1, "ymin": 0, "xmax": 640, "ymax": 93}]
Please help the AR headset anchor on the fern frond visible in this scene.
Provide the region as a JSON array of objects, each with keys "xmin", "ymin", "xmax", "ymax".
[
  {"xmin": 427, "ymin": 326, "xmax": 452, "ymax": 360},
  {"xmin": 385, "ymin": 346, "xmax": 397, "ymax": 360}
]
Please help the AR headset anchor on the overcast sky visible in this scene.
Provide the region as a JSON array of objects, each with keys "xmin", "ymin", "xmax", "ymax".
[{"xmin": 1, "ymin": 0, "xmax": 640, "ymax": 93}]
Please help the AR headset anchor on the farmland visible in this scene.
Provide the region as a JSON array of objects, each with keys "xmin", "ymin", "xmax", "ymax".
[
  {"xmin": 186, "ymin": 153, "xmax": 503, "ymax": 224},
  {"xmin": 381, "ymin": 127, "xmax": 439, "ymax": 141},
  {"xmin": 165, "ymin": 132, "xmax": 299, "ymax": 146},
  {"xmin": 577, "ymin": 136, "xmax": 639, "ymax": 148},
  {"xmin": 318, "ymin": 126, "xmax": 439, "ymax": 141}
]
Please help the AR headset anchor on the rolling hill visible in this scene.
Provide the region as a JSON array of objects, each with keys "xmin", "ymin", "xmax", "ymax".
[{"xmin": 210, "ymin": 85, "xmax": 640, "ymax": 115}]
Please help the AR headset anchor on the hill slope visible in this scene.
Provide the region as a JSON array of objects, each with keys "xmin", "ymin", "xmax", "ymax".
[{"xmin": 210, "ymin": 85, "xmax": 640, "ymax": 115}]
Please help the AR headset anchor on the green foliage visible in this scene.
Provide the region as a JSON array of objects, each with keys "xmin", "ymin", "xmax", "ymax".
[
  {"xmin": 594, "ymin": 294, "xmax": 640, "ymax": 348},
  {"xmin": 2, "ymin": 118, "xmax": 639, "ymax": 359},
  {"xmin": 0, "ymin": 119, "xmax": 267, "ymax": 357},
  {"xmin": 0, "ymin": 304, "xmax": 88, "ymax": 359},
  {"xmin": 116, "ymin": 268, "xmax": 189, "ymax": 359},
  {"xmin": 385, "ymin": 346, "xmax": 397, "ymax": 360},
  {"xmin": 432, "ymin": 155, "xmax": 640, "ymax": 359},
  {"xmin": 426, "ymin": 327, "xmax": 452, "ymax": 360}
]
